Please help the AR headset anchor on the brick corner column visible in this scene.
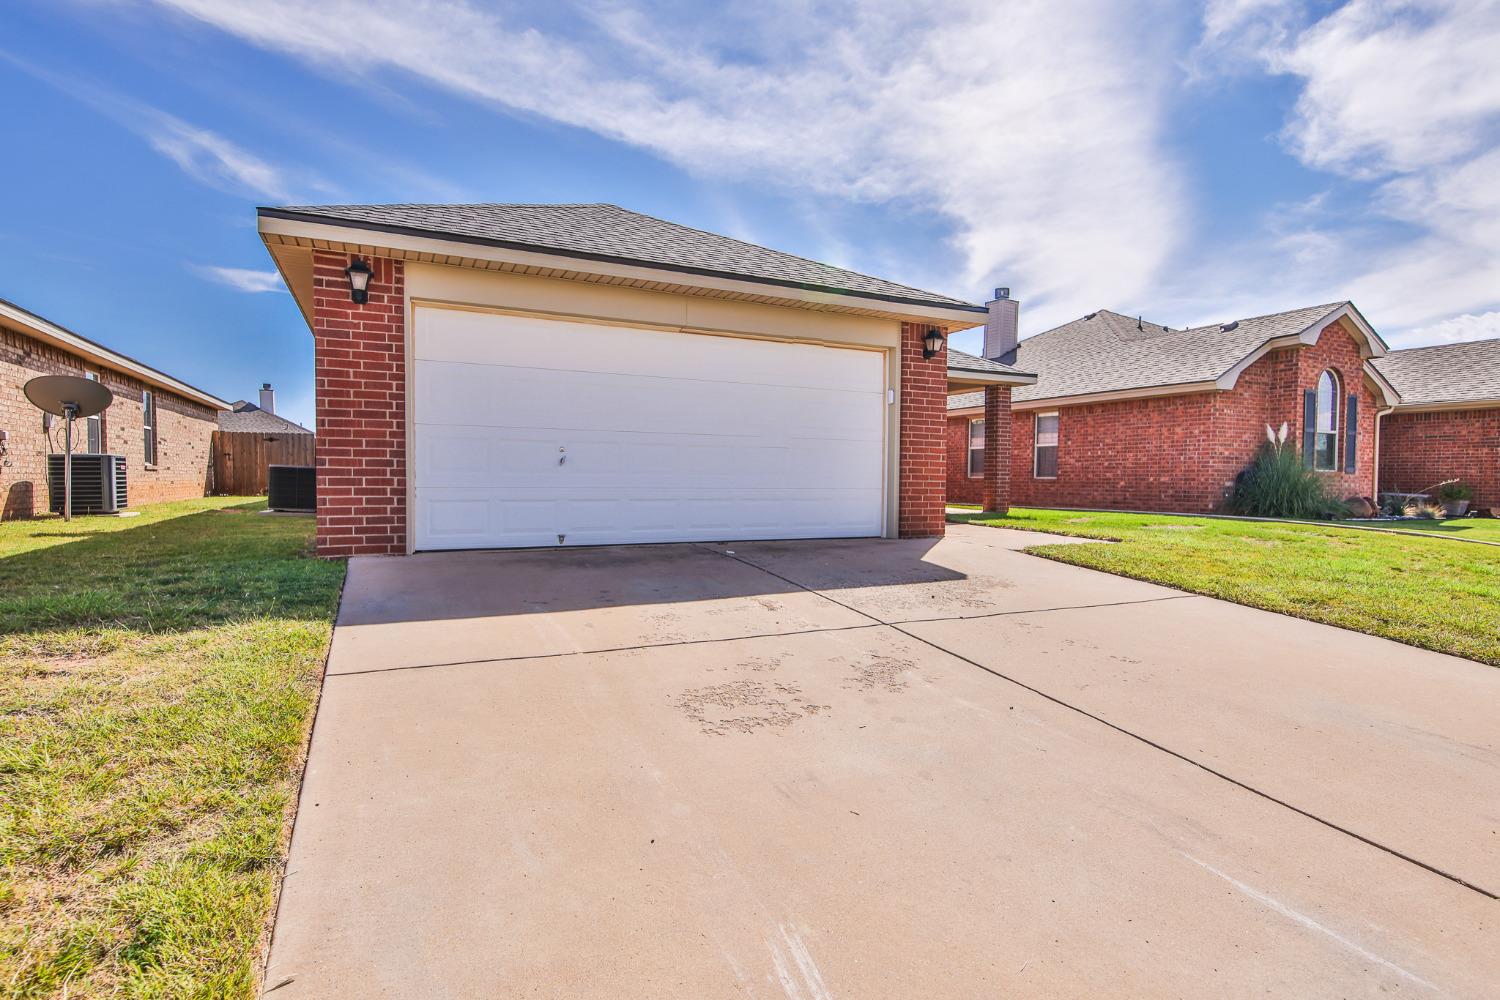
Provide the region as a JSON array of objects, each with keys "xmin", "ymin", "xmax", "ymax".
[
  {"xmin": 981, "ymin": 384, "xmax": 1012, "ymax": 514},
  {"xmin": 898, "ymin": 322, "xmax": 948, "ymax": 539},
  {"xmin": 311, "ymin": 251, "xmax": 407, "ymax": 559}
]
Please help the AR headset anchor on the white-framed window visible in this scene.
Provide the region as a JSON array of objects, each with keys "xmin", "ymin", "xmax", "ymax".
[
  {"xmin": 84, "ymin": 371, "xmax": 102, "ymax": 453},
  {"xmin": 1034, "ymin": 412, "xmax": 1059, "ymax": 478},
  {"xmin": 1313, "ymin": 370, "xmax": 1340, "ymax": 471},
  {"xmin": 967, "ymin": 418, "xmax": 985, "ymax": 477},
  {"xmin": 142, "ymin": 389, "xmax": 157, "ymax": 466}
]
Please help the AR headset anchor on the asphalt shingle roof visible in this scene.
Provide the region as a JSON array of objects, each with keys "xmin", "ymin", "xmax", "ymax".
[
  {"xmin": 949, "ymin": 302, "xmax": 1351, "ymax": 408},
  {"xmin": 1371, "ymin": 338, "xmax": 1500, "ymax": 407},
  {"xmin": 947, "ymin": 348, "xmax": 1034, "ymax": 380},
  {"xmin": 261, "ymin": 203, "xmax": 982, "ymax": 312},
  {"xmin": 218, "ymin": 402, "xmax": 313, "ymax": 435}
]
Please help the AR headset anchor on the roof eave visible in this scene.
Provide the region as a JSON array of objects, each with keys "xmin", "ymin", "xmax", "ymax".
[
  {"xmin": 1391, "ymin": 398, "xmax": 1500, "ymax": 414},
  {"xmin": 1215, "ymin": 302, "xmax": 1388, "ymax": 391},
  {"xmin": 0, "ymin": 299, "xmax": 230, "ymax": 410},
  {"xmin": 1012, "ymin": 380, "xmax": 1220, "ymax": 410},
  {"xmin": 256, "ymin": 210, "xmax": 986, "ymax": 328},
  {"xmin": 947, "ymin": 368, "xmax": 1038, "ymax": 390}
]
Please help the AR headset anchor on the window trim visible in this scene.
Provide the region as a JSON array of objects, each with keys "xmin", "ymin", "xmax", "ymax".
[
  {"xmin": 83, "ymin": 370, "xmax": 103, "ymax": 453},
  {"xmin": 1034, "ymin": 411, "xmax": 1059, "ymax": 480},
  {"xmin": 142, "ymin": 389, "xmax": 157, "ymax": 468},
  {"xmin": 967, "ymin": 417, "xmax": 985, "ymax": 478},
  {"xmin": 1313, "ymin": 369, "xmax": 1340, "ymax": 472}
]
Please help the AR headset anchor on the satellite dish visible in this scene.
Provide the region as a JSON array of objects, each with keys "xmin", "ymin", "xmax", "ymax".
[
  {"xmin": 24, "ymin": 375, "xmax": 115, "ymax": 523},
  {"xmin": 25, "ymin": 374, "xmax": 113, "ymax": 418}
]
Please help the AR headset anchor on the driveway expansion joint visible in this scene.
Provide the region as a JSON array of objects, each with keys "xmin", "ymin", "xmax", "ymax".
[
  {"xmin": 327, "ymin": 594, "xmax": 1198, "ymax": 680},
  {"xmin": 707, "ymin": 544, "xmax": 1500, "ymax": 902}
]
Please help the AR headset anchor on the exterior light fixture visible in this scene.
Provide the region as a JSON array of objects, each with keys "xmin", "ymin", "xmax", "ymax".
[
  {"xmin": 922, "ymin": 326, "xmax": 944, "ymax": 359},
  {"xmin": 345, "ymin": 257, "xmax": 373, "ymax": 304}
]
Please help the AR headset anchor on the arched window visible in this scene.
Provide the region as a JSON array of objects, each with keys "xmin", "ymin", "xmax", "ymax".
[{"xmin": 1313, "ymin": 370, "xmax": 1340, "ymax": 471}]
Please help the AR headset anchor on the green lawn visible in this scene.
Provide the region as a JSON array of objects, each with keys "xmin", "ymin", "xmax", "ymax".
[
  {"xmin": 1337, "ymin": 516, "xmax": 1500, "ymax": 541},
  {"xmin": 951, "ymin": 507, "xmax": 1500, "ymax": 666},
  {"xmin": 0, "ymin": 497, "xmax": 344, "ymax": 998}
]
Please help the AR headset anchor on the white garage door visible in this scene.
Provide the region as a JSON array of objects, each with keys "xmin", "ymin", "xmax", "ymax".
[{"xmin": 412, "ymin": 306, "xmax": 887, "ymax": 550}]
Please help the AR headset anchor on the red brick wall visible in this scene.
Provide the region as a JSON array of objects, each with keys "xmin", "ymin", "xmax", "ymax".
[
  {"xmin": 312, "ymin": 252, "xmax": 407, "ymax": 557},
  {"xmin": 898, "ymin": 322, "xmax": 947, "ymax": 538},
  {"xmin": 1, "ymin": 323, "xmax": 216, "ymax": 519},
  {"xmin": 1010, "ymin": 392, "xmax": 1229, "ymax": 511},
  {"xmin": 982, "ymin": 385, "xmax": 1012, "ymax": 513},
  {"xmin": 967, "ymin": 320, "xmax": 1382, "ymax": 513},
  {"xmin": 945, "ymin": 412, "xmax": 984, "ymax": 505},
  {"xmin": 1380, "ymin": 408, "xmax": 1500, "ymax": 508}
]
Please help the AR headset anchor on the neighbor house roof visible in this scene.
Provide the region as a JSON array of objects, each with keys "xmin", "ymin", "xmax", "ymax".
[
  {"xmin": 950, "ymin": 301, "xmax": 1390, "ymax": 410},
  {"xmin": 1370, "ymin": 338, "xmax": 1500, "ymax": 410},
  {"xmin": 0, "ymin": 297, "xmax": 229, "ymax": 410},
  {"xmin": 218, "ymin": 401, "xmax": 313, "ymax": 435},
  {"xmin": 258, "ymin": 203, "xmax": 983, "ymax": 314}
]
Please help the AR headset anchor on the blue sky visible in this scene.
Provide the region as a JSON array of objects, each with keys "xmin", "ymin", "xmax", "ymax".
[{"xmin": 3, "ymin": 0, "xmax": 1499, "ymax": 429}]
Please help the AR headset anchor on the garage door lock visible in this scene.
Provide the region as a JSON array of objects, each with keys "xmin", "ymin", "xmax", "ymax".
[{"xmin": 557, "ymin": 533, "xmax": 566, "ymax": 545}]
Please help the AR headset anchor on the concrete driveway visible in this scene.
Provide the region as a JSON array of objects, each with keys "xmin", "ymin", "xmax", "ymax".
[{"xmin": 264, "ymin": 524, "xmax": 1500, "ymax": 998}]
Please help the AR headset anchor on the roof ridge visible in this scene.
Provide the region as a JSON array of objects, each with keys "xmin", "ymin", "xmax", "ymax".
[
  {"xmin": 607, "ymin": 204, "xmax": 954, "ymax": 300},
  {"xmin": 1383, "ymin": 336, "xmax": 1500, "ymax": 355}
]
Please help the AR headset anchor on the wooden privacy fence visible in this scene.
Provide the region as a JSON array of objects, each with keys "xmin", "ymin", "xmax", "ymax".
[{"xmin": 211, "ymin": 431, "xmax": 315, "ymax": 496}]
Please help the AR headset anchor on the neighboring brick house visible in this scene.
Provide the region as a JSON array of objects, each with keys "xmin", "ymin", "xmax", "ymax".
[
  {"xmin": 256, "ymin": 203, "xmax": 1033, "ymax": 556},
  {"xmin": 1372, "ymin": 339, "xmax": 1500, "ymax": 509},
  {"xmin": 947, "ymin": 300, "xmax": 1399, "ymax": 513},
  {"xmin": 0, "ymin": 298, "xmax": 227, "ymax": 519}
]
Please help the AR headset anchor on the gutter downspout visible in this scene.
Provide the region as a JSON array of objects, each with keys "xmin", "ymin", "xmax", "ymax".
[{"xmin": 1373, "ymin": 405, "xmax": 1395, "ymax": 498}]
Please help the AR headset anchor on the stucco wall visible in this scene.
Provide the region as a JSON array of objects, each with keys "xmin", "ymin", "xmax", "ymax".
[
  {"xmin": 0, "ymin": 324, "xmax": 217, "ymax": 518},
  {"xmin": 1380, "ymin": 408, "xmax": 1500, "ymax": 508}
]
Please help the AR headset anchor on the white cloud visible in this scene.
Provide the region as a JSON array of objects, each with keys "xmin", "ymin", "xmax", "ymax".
[
  {"xmin": 143, "ymin": 0, "xmax": 1189, "ymax": 329},
  {"xmin": 0, "ymin": 46, "xmax": 318, "ymax": 202},
  {"xmin": 1275, "ymin": 0, "xmax": 1500, "ymax": 176},
  {"xmin": 1388, "ymin": 310, "xmax": 1500, "ymax": 348},
  {"xmin": 194, "ymin": 265, "xmax": 285, "ymax": 292},
  {"xmin": 1186, "ymin": 0, "xmax": 1500, "ymax": 345},
  {"xmin": 147, "ymin": 119, "xmax": 296, "ymax": 201}
]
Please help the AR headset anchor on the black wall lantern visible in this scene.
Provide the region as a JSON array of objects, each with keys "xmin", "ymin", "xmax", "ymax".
[
  {"xmin": 345, "ymin": 257, "xmax": 373, "ymax": 304},
  {"xmin": 922, "ymin": 326, "xmax": 944, "ymax": 359}
]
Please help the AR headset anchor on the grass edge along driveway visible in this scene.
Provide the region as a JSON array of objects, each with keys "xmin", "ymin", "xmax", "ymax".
[
  {"xmin": 0, "ymin": 497, "xmax": 344, "ymax": 999},
  {"xmin": 951, "ymin": 507, "xmax": 1500, "ymax": 667}
]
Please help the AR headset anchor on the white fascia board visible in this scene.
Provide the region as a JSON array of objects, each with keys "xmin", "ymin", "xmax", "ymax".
[
  {"xmin": 1217, "ymin": 304, "xmax": 1388, "ymax": 391},
  {"xmin": 947, "ymin": 368, "xmax": 1039, "ymax": 387},
  {"xmin": 1363, "ymin": 361, "xmax": 1402, "ymax": 408},
  {"xmin": 0, "ymin": 300, "xmax": 229, "ymax": 410},
  {"xmin": 257, "ymin": 216, "xmax": 988, "ymax": 328},
  {"xmin": 1391, "ymin": 398, "xmax": 1500, "ymax": 414},
  {"xmin": 947, "ymin": 405, "xmax": 984, "ymax": 417},
  {"xmin": 1010, "ymin": 380, "xmax": 1218, "ymax": 411}
]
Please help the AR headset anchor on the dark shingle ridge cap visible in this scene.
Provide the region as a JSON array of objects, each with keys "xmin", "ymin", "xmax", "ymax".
[
  {"xmin": 1381, "ymin": 336, "xmax": 1500, "ymax": 356},
  {"xmin": 258, "ymin": 203, "xmax": 985, "ymax": 314},
  {"xmin": 1026, "ymin": 301, "xmax": 1351, "ymax": 345}
]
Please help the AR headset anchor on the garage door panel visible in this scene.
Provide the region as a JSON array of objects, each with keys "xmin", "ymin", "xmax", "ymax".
[
  {"xmin": 414, "ymin": 307, "xmax": 886, "ymax": 550},
  {"xmin": 417, "ymin": 360, "xmax": 883, "ymax": 442},
  {"xmin": 418, "ymin": 308, "xmax": 883, "ymax": 394},
  {"xmin": 417, "ymin": 426, "xmax": 883, "ymax": 492}
]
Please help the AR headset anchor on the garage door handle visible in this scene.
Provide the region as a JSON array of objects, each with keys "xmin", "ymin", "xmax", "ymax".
[{"xmin": 558, "ymin": 446, "xmax": 567, "ymax": 466}]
